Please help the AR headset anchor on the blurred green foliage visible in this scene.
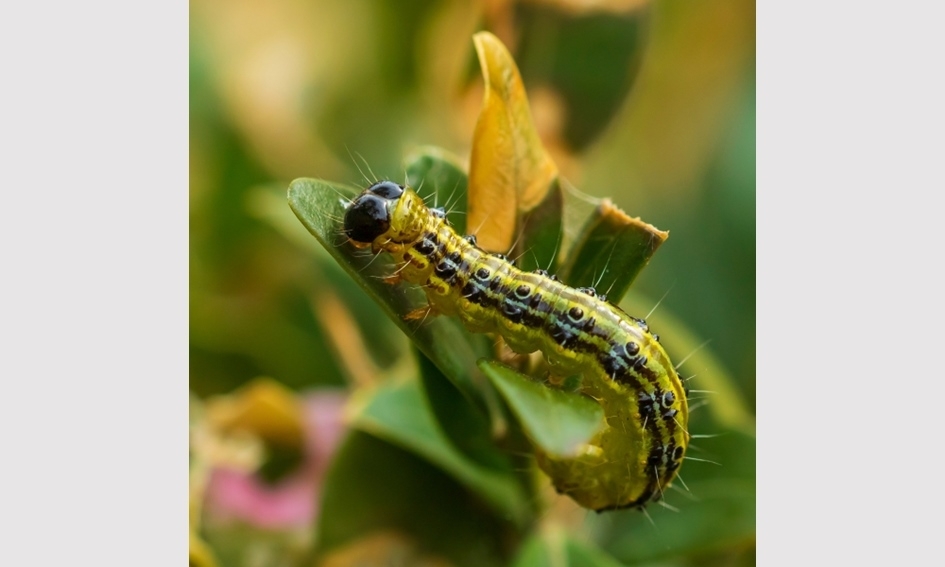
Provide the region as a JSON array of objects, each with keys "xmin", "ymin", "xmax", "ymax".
[{"xmin": 191, "ymin": 1, "xmax": 755, "ymax": 566}]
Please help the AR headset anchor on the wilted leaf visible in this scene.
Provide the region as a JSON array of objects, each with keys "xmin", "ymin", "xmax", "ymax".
[
  {"xmin": 559, "ymin": 199, "xmax": 668, "ymax": 303},
  {"xmin": 468, "ymin": 31, "xmax": 559, "ymax": 252}
]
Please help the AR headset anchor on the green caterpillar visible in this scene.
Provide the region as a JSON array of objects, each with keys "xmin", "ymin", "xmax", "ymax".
[{"xmin": 344, "ymin": 180, "xmax": 689, "ymax": 511}]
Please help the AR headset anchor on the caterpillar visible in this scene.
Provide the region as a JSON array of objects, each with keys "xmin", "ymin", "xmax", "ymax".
[{"xmin": 343, "ymin": 180, "xmax": 689, "ymax": 512}]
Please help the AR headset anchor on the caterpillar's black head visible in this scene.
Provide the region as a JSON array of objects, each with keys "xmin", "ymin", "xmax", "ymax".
[{"xmin": 344, "ymin": 181, "xmax": 404, "ymax": 243}]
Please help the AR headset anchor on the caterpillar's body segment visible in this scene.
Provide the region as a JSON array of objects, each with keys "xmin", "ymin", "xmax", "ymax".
[{"xmin": 344, "ymin": 181, "xmax": 689, "ymax": 511}]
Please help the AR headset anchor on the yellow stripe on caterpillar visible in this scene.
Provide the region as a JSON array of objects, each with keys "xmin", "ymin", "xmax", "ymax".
[{"xmin": 344, "ymin": 180, "xmax": 690, "ymax": 511}]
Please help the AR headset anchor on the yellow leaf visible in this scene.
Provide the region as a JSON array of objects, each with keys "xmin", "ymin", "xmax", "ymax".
[
  {"xmin": 189, "ymin": 530, "xmax": 220, "ymax": 567},
  {"xmin": 206, "ymin": 377, "xmax": 304, "ymax": 451},
  {"xmin": 468, "ymin": 31, "xmax": 558, "ymax": 252}
]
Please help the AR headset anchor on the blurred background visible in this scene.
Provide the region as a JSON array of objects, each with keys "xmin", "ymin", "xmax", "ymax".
[{"xmin": 190, "ymin": 0, "xmax": 755, "ymax": 565}]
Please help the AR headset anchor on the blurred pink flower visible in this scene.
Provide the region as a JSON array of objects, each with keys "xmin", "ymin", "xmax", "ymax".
[{"xmin": 204, "ymin": 389, "xmax": 347, "ymax": 530}]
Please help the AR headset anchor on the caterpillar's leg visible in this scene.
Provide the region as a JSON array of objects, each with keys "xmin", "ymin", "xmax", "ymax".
[
  {"xmin": 495, "ymin": 336, "xmax": 531, "ymax": 367},
  {"xmin": 537, "ymin": 445, "xmax": 610, "ymax": 510},
  {"xmin": 382, "ymin": 272, "xmax": 404, "ymax": 286},
  {"xmin": 544, "ymin": 372, "xmax": 569, "ymax": 388},
  {"xmin": 404, "ymin": 304, "xmax": 439, "ymax": 322}
]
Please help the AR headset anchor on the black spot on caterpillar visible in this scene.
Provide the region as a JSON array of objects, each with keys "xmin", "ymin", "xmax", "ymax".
[{"xmin": 344, "ymin": 180, "xmax": 689, "ymax": 511}]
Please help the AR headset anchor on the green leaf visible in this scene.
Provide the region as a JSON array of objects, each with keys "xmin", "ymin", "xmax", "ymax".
[
  {"xmin": 288, "ymin": 178, "xmax": 494, "ymax": 408},
  {"xmin": 515, "ymin": 178, "xmax": 564, "ymax": 274},
  {"xmin": 562, "ymin": 538, "xmax": 627, "ymax": 567},
  {"xmin": 559, "ymin": 199, "xmax": 668, "ymax": 304},
  {"xmin": 512, "ymin": 529, "xmax": 626, "ymax": 567},
  {"xmin": 416, "ymin": 348, "xmax": 515, "ymax": 473},
  {"xmin": 511, "ymin": 534, "xmax": 554, "ymax": 567},
  {"xmin": 314, "ymin": 430, "xmax": 522, "ymax": 567},
  {"xmin": 404, "ymin": 146, "xmax": 469, "ymax": 235},
  {"xmin": 349, "ymin": 378, "xmax": 531, "ymax": 525},
  {"xmin": 479, "ymin": 360, "xmax": 605, "ymax": 459},
  {"xmin": 246, "ymin": 182, "xmax": 404, "ymax": 370}
]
